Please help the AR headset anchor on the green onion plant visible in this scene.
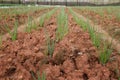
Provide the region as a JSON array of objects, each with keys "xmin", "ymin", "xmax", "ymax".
[
  {"xmin": 26, "ymin": 16, "xmax": 33, "ymax": 33},
  {"xmin": 56, "ymin": 8, "xmax": 68, "ymax": 42},
  {"xmin": 5, "ymin": 20, "xmax": 18, "ymax": 41},
  {"xmin": 44, "ymin": 29, "xmax": 55, "ymax": 57},
  {"xmin": 99, "ymin": 43, "xmax": 112, "ymax": 65},
  {"xmin": 0, "ymin": 35, "xmax": 2, "ymax": 48}
]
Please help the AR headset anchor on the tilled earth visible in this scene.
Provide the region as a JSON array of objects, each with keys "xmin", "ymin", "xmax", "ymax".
[{"xmin": 0, "ymin": 11, "xmax": 120, "ymax": 80}]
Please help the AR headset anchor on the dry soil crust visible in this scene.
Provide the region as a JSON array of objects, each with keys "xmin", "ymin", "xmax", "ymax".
[{"xmin": 0, "ymin": 12, "xmax": 120, "ymax": 80}]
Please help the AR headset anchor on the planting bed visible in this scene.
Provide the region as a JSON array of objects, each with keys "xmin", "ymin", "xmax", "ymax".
[
  {"xmin": 0, "ymin": 7, "xmax": 120, "ymax": 80},
  {"xmin": 73, "ymin": 7, "xmax": 120, "ymax": 42},
  {"xmin": 0, "ymin": 7, "xmax": 52, "ymax": 34}
]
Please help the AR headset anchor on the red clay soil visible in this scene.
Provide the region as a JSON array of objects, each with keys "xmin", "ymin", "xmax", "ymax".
[
  {"xmin": 0, "ymin": 12, "xmax": 120, "ymax": 80},
  {"xmin": 73, "ymin": 8, "xmax": 120, "ymax": 41},
  {"xmin": 0, "ymin": 8, "xmax": 52, "ymax": 35}
]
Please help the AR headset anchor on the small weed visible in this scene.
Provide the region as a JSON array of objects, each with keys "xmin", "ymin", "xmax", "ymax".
[
  {"xmin": 114, "ymin": 62, "xmax": 120, "ymax": 80},
  {"xmin": 32, "ymin": 22, "xmax": 37, "ymax": 30},
  {"xmin": 5, "ymin": 20, "xmax": 18, "ymax": 41},
  {"xmin": 11, "ymin": 21, "xmax": 18, "ymax": 41},
  {"xmin": 26, "ymin": 16, "xmax": 33, "ymax": 33},
  {"xmin": 99, "ymin": 43, "xmax": 112, "ymax": 65},
  {"xmin": 31, "ymin": 71, "xmax": 46, "ymax": 80},
  {"xmin": 39, "ymin": 15, "xmax": 45, "ymax": 27},
  {"xmin": 37, "ymin": 72, "xmax": 46, "ymax": 80},
  {"xmin": 0, "ymin": 35, "xmax": 2, "ymax": 48},
  {"xmin": 47, "ymin": 36, "xmax": 55, "ymax": 57},
  {"xmin": 118, "ymin": 52, "xmax": 120, "ymax": 55},
  {"xmin": 113, "ymin": 29, "xmax": 120, "ymax": 38},
  {"xmin": 116, "ymin": 14, "xmax": 120, "ymax": 21}
]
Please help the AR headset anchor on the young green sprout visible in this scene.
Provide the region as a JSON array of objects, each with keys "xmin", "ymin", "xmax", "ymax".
[
  {"xmin": 10, "ymin": 20, "xmax": 18, "ymax": 41},
  {"xmin": 31, "ymin": 71, "xmax": 46, "ymax": 80},
  {"xmin": 44, "ymin": 29, "xmax": 55, "ymax": 57},
  {"xmin": 39, "ymin": 15, "xmax": 45, "ymax": 27},
  {"xmin": 0, "ymin": 35, "xmax": 2, "ymax": 48},
  {"xmin": 5, "ymin": 20, "xmax": 18, "ymax": 41},
  {"xmin": 26, "ymin": 16, "xmax": 33, "ymax": 33},
  {"xmin": 47, "ymin": 37, "xmax": 55, "ymax": 57},
  {"xmin": 99, "ymin": 43, "xmax": 112, "ymax": 65}
]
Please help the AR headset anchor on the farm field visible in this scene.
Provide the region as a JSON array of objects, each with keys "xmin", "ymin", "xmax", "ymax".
[{"xmin": 0, "ymin": 6, "xmax": 120, "ymax": 80}]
